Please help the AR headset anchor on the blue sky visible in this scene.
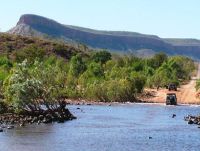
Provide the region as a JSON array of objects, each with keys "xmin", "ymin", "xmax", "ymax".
[{"xmin": 0, "ymin": 0, "xmax": 200, "ymax": 38}]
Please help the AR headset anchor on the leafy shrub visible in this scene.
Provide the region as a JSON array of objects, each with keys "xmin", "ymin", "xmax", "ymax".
[{"xmin": 92, "ymin": 50, "xmax": 111, "ymax": 64}]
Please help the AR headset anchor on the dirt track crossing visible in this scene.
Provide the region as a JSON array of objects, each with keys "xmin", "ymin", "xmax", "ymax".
[{"xmin": 141, "ymin": 63, "xmax": 200, "ymax": 104}]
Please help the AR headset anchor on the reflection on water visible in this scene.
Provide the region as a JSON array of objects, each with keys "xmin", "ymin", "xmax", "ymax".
[{"xmin": 0, "ymin": 104, "xmax": 200, "ymax": 151}]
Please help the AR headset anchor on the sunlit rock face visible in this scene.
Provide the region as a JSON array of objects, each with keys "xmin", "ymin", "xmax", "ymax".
[{"xmin": 8, "ymin": 14, "xmax": 200, "ymax": 59}]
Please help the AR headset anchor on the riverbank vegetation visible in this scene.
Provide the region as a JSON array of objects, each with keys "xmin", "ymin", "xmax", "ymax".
[
  {"xmin": 195, "ymin": 79, "xmax": 200, "ymax": 99},
  {"xmin": 0, "ymin": 34, "xmax": 196, "ymax": 127},
  {"xmin": 0, "ymin": 47, "xmax": 195, "ymax": 110}
]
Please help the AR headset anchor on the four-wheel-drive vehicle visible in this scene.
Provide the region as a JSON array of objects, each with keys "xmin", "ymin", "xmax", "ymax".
[
  {"xmin": 166, "ymin": 93, "xmax": 177, "ymax": 105},
  {"xmin": 168, "ymin": 83, "xmax": 177, "ymax": 91}
]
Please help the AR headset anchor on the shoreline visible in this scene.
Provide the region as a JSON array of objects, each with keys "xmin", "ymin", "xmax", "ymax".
[{"xmin": 65, "ymin": 99, "xmax": 200, "ymax": 106}]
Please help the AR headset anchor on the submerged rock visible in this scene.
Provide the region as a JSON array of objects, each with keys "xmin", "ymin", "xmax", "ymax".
[
  {"xmin": 19, "ymin": 123, "xmax": 25, "ymax": 127},
  {"xmin": 7, "ymin": 125, "xmax": 14, "ymax": 129},
  {"xmin": 172, "ymin": 114, "xmax": 176, "ymax": 118},
  {"xmin": 188, "ymin": 120, "xmax": 194, "ymax": 124},
  {"xmin": 185, "ymin": 115, "xmax": 200, "ymax": 127},
  {"xmin": 0, "ymin": 103, "xmax": 76, "ymax": 130}
]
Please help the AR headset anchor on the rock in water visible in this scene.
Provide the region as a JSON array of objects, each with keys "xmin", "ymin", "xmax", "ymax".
[
  {"xmin": 7, "ymin": 125, "xmax": 14, "ymax": 129},
  {"xmin": 0, "ymin": 128, "xmax": 3, "ymax": 132},
  {"xmin": 172, "ymin": 114, "xmax": 176, "ymax": 118},
  {"xmin": 19, "ymin": 123, "xmax": 25, "ymax": 127},
  {"xmin": 188, "ymin": 120, "xmax": 194, "ymax": 124}
]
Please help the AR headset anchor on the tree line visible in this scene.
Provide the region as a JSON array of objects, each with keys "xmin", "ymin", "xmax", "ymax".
[{"xmin": 0, "ymin": 45, "xmax": 195, "ymax": 113}]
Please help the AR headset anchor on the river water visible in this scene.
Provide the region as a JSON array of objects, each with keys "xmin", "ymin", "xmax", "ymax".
[{"xmin": 0, "ymin": 104, "xmax": 200, "ymax": 151}]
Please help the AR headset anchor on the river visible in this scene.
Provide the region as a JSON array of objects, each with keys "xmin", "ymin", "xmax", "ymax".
[{"xmin": 0, "ymin": 104, "xmax": 200, "ymax": 151}]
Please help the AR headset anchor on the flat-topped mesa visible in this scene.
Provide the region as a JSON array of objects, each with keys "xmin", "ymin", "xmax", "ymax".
[
  {"xmin": 8, "ymin": 14, "xmax": 200, "ymax": 59},
  {"xmin": 11, "ymin": 15, "xmax": 172, "ymax": 52},
  {"xmin": 16, "ymin": 14, "xmax": 157, "ymax": 38}
]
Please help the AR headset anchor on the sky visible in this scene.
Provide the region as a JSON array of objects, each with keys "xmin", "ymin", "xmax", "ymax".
[{"xmin": 0, "ymin": 0, "xmax": 200, "ymax": 39}]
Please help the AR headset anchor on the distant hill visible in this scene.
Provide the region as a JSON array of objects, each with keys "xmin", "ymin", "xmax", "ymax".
[
  {"xmin": 8, "ymin": 14, "xmax": 200, "ymax": 59},
  {"xmin": 0, "ymin": 33, "xmax": 89, "ymax": 60}
]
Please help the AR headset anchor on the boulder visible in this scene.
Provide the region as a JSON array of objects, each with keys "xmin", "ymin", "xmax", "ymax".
[
  {"xmin": 19, "ymin": 123, "xmax": 25, "ymax": 127},
  {"xmin": 7, "ymin": 125, "xmax": 14, "ymax": 129},
  {"xmin": 172, "ymin": 114, "xmax": 176, "ymax": 118},
  {"xmin": 188, "ymin": 120, "xmax": 194, "ymax": 124},
  {"xmin": 31, "ymin": 117, "xmax": 38, "ymax": 123},
  {"xmin": 39, "ymin": 115, "xmax": 44, "ymax": 121}
]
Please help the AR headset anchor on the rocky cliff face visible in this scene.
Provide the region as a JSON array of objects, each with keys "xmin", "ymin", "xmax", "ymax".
[{"xmin": 8, "ymin": 14, "xmax": 200, "ymax": 59}]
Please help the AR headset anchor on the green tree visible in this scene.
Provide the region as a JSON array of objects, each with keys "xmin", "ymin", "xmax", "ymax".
[
  {"xmin": 150, "ymin": 62, "xmax": 178, "ymax": 87},
  {"xmin": 168, "ymin": 56, "xmax": 195, "ymax": 80},
  {"xmin": 68, "ymin": 54, "xmax": 86, "ymax": 77},
  {"xmin": 92, "ymin": 50, "xmax": 112, "ymax": 64},
  {"xmin": 3, "ymin": 60, "xmax": 68, "ymax": 113},
  {"xmin": 196, "ymin": 79, "xmax": 200, "ymax": 91},
  {"xmin": 15, "ymin": 44, "xmax": 46, "ymax": 63},
  {"xmin": 147, "ymin": 52, "xmax": 168, "ymax": 69},
  {"xmin": 3, "ymin": 60, "xmax": 42, "ymax": 112},
  {"xmin": 78, "ymin": 62, "xmax": 104, "ymax": 88}
]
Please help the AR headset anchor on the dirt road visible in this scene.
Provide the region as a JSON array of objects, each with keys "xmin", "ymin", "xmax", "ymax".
[{"xmin": 141, "ymin": 63, "xmax": 200, "ymax": 104}]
